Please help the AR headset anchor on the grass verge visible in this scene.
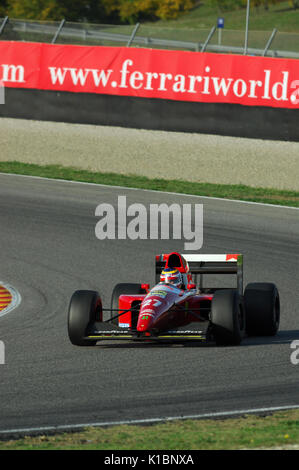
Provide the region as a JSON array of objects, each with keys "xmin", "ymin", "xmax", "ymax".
[
  {"xmin": 0, "ymin": 410, "xmax": 299, "ymax": 450},
  {"xmin": 0, "ymin": 161, "xmax": 298, "ymax": 208},
  {"xmin": 154, "ymin": 1, "xmax": 299, "ymax": 33}
]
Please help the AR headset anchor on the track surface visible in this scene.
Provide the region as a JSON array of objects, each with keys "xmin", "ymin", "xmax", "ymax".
[{"xmin": 0, "ymin": 173, "xmax": 298, "ymax": 434}]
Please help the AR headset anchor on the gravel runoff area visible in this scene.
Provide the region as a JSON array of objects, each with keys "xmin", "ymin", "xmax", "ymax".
[{"xmin": 0, "ymin": 117, "xmax": 298, "ymax": 191}]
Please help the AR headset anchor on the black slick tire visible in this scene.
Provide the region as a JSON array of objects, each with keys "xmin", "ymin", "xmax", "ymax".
[
  {"xmin": 244, "ymin": 283, "xmax": 280, "ymax": 336},
  {"xmin": 211, "ymin": 289, "xmax": 245, "ymax": 346},
  {"xmin": 68, "ymin": 290, "xmax": 102, "ymax": 346}
]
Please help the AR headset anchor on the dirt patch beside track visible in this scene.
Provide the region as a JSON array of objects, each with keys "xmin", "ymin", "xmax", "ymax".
[{"xmin": 1, "ymin": 118, "xmax": 298, "ymax": 191}]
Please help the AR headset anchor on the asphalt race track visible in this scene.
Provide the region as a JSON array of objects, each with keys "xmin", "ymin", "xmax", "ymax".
[{"xmin": 0, "ymin": 173, "xmax": 298, "ymax": 435}]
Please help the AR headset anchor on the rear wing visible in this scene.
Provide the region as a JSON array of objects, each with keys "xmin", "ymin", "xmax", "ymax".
[{"xmin": 155, "ymin": 253, "xmax": 243, "ymax": 294}]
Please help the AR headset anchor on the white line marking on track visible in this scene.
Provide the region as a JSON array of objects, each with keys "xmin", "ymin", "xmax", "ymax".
[
  {"xmin": 0, "ymin": 171, "xmax": 298, "ymax": 210},
  {"xmin": 0, "ymin": 405, "xmax": 299, "ymax": 437}
]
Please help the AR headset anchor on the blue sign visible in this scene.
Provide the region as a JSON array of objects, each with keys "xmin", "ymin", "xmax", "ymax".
[{"xmin": 217, "ymin": 17, "xmax": 225, "ymax": 29}]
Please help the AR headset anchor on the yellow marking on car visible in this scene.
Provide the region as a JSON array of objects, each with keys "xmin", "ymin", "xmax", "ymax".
[{"xmin": 88, "ymin": 335, "xmax": 204, "ymax": 340}]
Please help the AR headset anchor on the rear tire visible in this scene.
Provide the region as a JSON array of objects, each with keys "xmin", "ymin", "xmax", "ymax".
[
  {"xmin": 111, "ymin": 283, "xmax": 146, "ymax": 325},
  {"xmin": 211, "ymin": 289, "xmax": 245, "ymax": 346},
  {"xmin": 244, "ymin": 283, "xmax": 280, "ymax": 336},
  {"xmin": 68, "ymin": 290, "xmax": 102, "ymax": 346}
]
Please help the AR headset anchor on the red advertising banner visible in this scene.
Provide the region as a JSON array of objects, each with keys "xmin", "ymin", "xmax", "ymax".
[{"xmin": 0, "ymin": 40, "xmax": 298, "ymax": 109}]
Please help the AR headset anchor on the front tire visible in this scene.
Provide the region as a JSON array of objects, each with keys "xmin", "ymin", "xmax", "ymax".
[
  {"xmin": 68, "ymin": 290, "xmax": 102, "ymax": 346},
  {"xmin": 211, "ymin": 289, "xmax": 245, "ymax": 346}
]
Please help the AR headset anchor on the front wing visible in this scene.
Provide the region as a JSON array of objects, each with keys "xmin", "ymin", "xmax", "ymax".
[{"xmin": 85, "ymin": 322, "xmax": 208, "ymax": 343}]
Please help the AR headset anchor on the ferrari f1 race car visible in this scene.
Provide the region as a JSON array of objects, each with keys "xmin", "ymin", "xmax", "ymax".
[{"xmin": 67, "ymin": 252, "xmax": 280, "ymax": 346}]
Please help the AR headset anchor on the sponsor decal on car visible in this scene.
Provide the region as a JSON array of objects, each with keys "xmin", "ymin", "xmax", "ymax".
[{"xmin": 147, "ymin": 290, "xmax": 167, "ymax": 298}]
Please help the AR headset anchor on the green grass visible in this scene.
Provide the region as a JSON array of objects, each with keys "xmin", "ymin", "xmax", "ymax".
[
  {"xmin": 153, "ymin": 1, "xmax": 299, "ymax": 33},
  {"xmin": 96, "ymin": 2, "xmax": 299, "ymax": 52},
  {"xmin": 138, "ymin": 1, "xmax": 299, "ymax": 53},
  {"xmin": 4, "ymin": 1, "xmax": 299, "ymax": 51},
  {"xmin": 0, "ymin": 161, "xmax": 298, "ymax": 208},
  {"xmin": 1, "ymin": 410, "xmax": 299, "ymax": 450}
]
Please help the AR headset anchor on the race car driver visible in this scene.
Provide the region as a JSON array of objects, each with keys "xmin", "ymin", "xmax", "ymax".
[{"xmin": 160, "ymin": 268, "xmax": 183, "ymax": 289}]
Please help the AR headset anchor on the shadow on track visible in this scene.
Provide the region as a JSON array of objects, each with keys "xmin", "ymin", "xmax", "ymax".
[
  {"xmin": 88, "ymin": 330, "xmax": 299, "ymax": 350},
  {"xmin": 242, "ymin": 330, "xmax": 299, "ymax": 347}
]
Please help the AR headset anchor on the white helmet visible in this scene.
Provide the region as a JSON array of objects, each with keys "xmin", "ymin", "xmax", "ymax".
[{"xmin": 160, "ymin": 268, "xmax": 182, "ymax": 288}]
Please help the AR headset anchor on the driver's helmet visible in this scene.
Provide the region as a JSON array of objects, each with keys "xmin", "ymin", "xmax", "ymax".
[{"xmin": 160, "ymin": 268, "xmax": 183, "ymax": 288}]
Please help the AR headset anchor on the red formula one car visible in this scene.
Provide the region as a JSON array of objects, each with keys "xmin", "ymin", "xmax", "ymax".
[{"xmin": 67, "ymin": 252, "xmax": 280, "ymax": 346}]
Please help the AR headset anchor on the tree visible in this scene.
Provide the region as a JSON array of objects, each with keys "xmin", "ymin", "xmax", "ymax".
[
  {"xmin": 205, "ymin": 0, "xmax": 286, "ymax": 11},
  {"xmin": 4, "ymin": 0, "xmax": 196, "ymax": 23},
  {"xmin": 6, "ymin": 0, "xmax": 109, "ymax": 22},
  {"xmin": 156, "ymin": 0, "xmax": 197, "ymax": 20},
  {"xmin": 102, "ymin": 0, "xmax": 197, "ymax": 24},
  {"xmin": 0, "ymin": 0, "xmax": 8, "ymax": 16},
  {"xmin": 289, "ymin": 0, "xmax": 299, "ymax": 8}
]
